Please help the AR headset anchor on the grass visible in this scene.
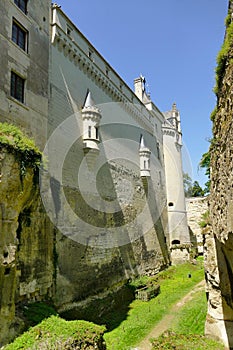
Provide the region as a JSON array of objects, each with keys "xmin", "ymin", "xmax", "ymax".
[
  {"xmin": 151, "ymin": 331, "xmax": 225, "ymax": 350},
  {"xmin": 171, "ymin": 290, "xmax": 207, "ymax": 335},
  {"xmin": 151, "ymin": 272, "xmax": 224, "ymax": 349},
  {"xmin": 104, "ymin": 259, "xmax": 205, "ymax": 350},
  {"xmin": 4, "ymin": 315, "xmax": 106, "ymax": 350}
]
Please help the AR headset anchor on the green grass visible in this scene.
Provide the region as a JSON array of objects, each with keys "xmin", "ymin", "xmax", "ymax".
[
  {"xmin": 4, "ymin": 315, "xmax": 106, "ymax": 350},
  {"xmin": 104, "ymin": 260, "xmax": 205, "ymax": 350},
  {"xmin": 151, "ymin": 331, "xmax": 225, "ymax": 350},
  {"xmin": 171, "ymin": 290, "xmax": 207, "ymax": 335}
]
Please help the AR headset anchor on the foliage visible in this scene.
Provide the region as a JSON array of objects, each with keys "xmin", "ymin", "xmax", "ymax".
[
  {"xmin": 0, "ymin": 122, "xmax": 42, "ymax": 176},
  {"xmin": 183, "ymin": 172, "xmax": 193, "ymax": 197},
  {"xmin": 4, "ymin": 315, "xmax": 106, "ymax": 350},
  {"xmin": 199, "ymin": 150, "xmax": 211, "ymax": 195},
  {"xmin": 23, "ymin": 302, "xmax": 57, "ymax": 326},
  {"xmin": 199, "ymin": 210, "xmax": 210, "ymax": 229},
  {"xmin": 104, "ymin": 260, "xmax": 204, "ymax": 349},
  {"xmin": 191, "ymin": 180, "xmax": 204, "ymax": 197},
  {"xmin": 183, "ymin": 173, "xmax": 205, "ymax": 197},
  {"xmin": 151, "ymin": 331, "xmax": 224, "ymax": 350},
  {"xmin": 214, "ymin": 5, "xmax": 233, "ymax": 95}
]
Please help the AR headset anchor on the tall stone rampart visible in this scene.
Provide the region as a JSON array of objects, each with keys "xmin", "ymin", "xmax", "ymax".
[{"xmin": 205, "ymin": 1, "xmax": 233, "ymax": 347}]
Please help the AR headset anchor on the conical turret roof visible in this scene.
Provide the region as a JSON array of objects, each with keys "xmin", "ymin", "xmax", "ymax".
[{"xmin": 83, "ymin": 90, "xmax": 95, "ymax": 108}]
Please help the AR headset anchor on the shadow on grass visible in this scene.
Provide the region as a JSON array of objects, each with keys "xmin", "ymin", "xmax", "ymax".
[{"xmin": 60, "ymin": 285, "xmax": 135, "ymax": 331}]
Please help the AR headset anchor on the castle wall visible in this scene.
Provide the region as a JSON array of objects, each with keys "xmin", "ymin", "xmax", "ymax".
[
  {"xmin": 0, "ymin": 0, "xmax": 50, "ymax": 149},
  {"xmin": 48, "ymin": 6, "xmax": 171, "ymax": 311}
]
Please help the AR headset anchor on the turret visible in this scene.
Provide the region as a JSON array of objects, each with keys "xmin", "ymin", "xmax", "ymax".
[
  {"xmin": 162, "ymin": 103, "xmax": 191, "ymax": 264},
  {"xmin": 82, "ymin": 90, "xmax": 101, "ymax": 152}
]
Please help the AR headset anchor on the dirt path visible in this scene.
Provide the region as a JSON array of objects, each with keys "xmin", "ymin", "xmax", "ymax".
[{"xmin": 135, "ymin": 279, "xmax": 205, "ymax": 350}]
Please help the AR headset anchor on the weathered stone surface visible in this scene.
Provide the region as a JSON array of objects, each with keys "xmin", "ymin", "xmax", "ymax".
[
  {"xmin": 205, "ymin": 2, "xmax": 233, "ymax": 347},
  {"xmin": 0, "ymin": 145, "xmax": 170, "ymax": 345},
  {"xmin": 186, "ymin": 197, "xmax": 208, "ymax": 254},
  {"xmin": 0, "ymin": 149, "xmax": 54, "ymax": 345}
]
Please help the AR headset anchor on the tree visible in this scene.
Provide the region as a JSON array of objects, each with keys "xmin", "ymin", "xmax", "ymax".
[
  {"xmin": 191, "ymin": 180, "xmax": 204, "ymax": 197},
  {"xmin": 199, "ymin": 150, "xmax": 211, "ymax": 195},
  {"xmin": 183, "ymin": 172, "xmax": 193, "ymax": 197}
]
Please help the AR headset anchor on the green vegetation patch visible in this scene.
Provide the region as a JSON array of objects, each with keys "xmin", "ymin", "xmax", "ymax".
[
  {"xmin": 151, "ymin": 331, "xmax": 224, "ymax": 350},
  {"xmin": 0, "ymin": 122, "xmax": 42, "ymax": 174},
  {"xmin": 171, "ymin": 290, "xmax": 207, "ymax": 335},
  {"xmin": 4, "ymin": 315, "xmax": 106, "ymax": 350},
  {"xmin": 214, "ymin": 12, "xmax": 233, "ymax": 94},
  {"xmin": 104, "ymin": 260, "xmax": 204, "ymax": 350}
]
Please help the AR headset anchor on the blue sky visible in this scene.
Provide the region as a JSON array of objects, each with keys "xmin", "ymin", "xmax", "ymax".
[{"xmin": 57, "ymin": 0, "xmax": 228, "ymax": 187}]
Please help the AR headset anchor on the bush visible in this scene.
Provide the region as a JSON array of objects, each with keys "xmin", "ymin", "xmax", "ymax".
[{"xmin": 0, "ymin": 122, "xmax": 41, "ymax": 176}]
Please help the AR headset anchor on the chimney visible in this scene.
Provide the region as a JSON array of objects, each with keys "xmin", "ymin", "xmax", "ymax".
[{"xmin": 134, "ymin": 75, "xmax": 146, "ymax": 101}]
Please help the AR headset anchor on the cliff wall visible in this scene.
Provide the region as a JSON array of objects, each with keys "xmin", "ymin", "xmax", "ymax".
[
  {"xmin": 0, "ymin": 147, "xmax": 54, "ymax": 346},
  {"xmin": 205, "ymin": 1, "xmax": 233, "ymax": 347}
]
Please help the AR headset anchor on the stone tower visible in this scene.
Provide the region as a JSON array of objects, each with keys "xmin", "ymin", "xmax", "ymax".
[{"xmin": 163, "ymin": 103, "xmax": 191, "ymax": 263}]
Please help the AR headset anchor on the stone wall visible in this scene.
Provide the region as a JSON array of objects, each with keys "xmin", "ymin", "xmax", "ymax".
[
  {"xmin": 0, "ymin": 0, "xmax": 50, "ymax": 150},
  {"xmin": 186, "ymin": 197, "xmax": 208, "ymax": 254},
  {"xmin": 0, "ymin": 148, "xmax": 54, "ymax": 346},
  {"xmin": 205, "ymin": 1, "xmax": 233, "ymax": 347}
]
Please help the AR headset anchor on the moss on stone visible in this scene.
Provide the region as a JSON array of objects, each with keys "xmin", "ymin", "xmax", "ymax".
[{"xmin": 0, "ymin": 122, "xmax": 42, "ymax": 175}]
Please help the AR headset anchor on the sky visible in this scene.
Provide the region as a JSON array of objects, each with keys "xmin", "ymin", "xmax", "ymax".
[{"xmin": 56, "ymin": 0, "xmax": 228, "ymax": 187}]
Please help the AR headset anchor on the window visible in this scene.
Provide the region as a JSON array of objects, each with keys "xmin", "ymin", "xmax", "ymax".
[
  {"xmin": 14, "ymin": 0, "xmax": 28, "ymax": 14},
  {"xmin": 88, "ymin": 126, "xmax": 92, "ymax": 138},
  {"xmin": 172, "ymin": 240, "xmax": 180, "ymax": 245},
  {"xmin": 12, "ymin": 20, "xmax": 28, "ymax": 51},
  {"xmin": 66, "ymin": 24, "xmax": 73, "ymax": 36},
  {"xmin": 95, "ymin": 127, "xmax": 99, "ymax": 139},
  {"xmin": 11, "ymin": 72, "xmax": 25, "ymax": 103}
]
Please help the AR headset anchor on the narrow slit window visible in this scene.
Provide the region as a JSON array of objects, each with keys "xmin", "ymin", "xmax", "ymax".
[
  {"xmin": 88, "ymin": 126, "xmax": 92, "ymax": 138},
  {"xmin": 95, "ymin": 127, "xmax": 99, "ymax": 139}
]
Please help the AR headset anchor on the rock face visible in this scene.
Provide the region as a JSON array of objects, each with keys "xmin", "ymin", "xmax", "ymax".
[
  {"xmin": 0, "ymin": 149, "xmax": 54, "ymax": 346},
  {"xmin": 205, "ymin": 1, "xmax": 233, "ymax": 347}
]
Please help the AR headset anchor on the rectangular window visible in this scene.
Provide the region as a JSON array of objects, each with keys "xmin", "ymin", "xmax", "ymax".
[
  {"xmin": 88, "ymin": 126, "xmax": 92, "ymax": 138},
  {"xmin": 14, "ymin": 0, "xmax": 27, "ymax": 14},
  {"xmin": 11, "ymin": 72, "xmax": 25, "ymax": 103},
  {"xmin": 67, "ymin": 24, "xmax": 73, "ymax": 36},
  {"xmin": 95, "ymin": 127, "xmax": 99, "ymax": 139},
  {"xmin": 12, "ymin": 19, "xmax": 28, "ymax": 51}
]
